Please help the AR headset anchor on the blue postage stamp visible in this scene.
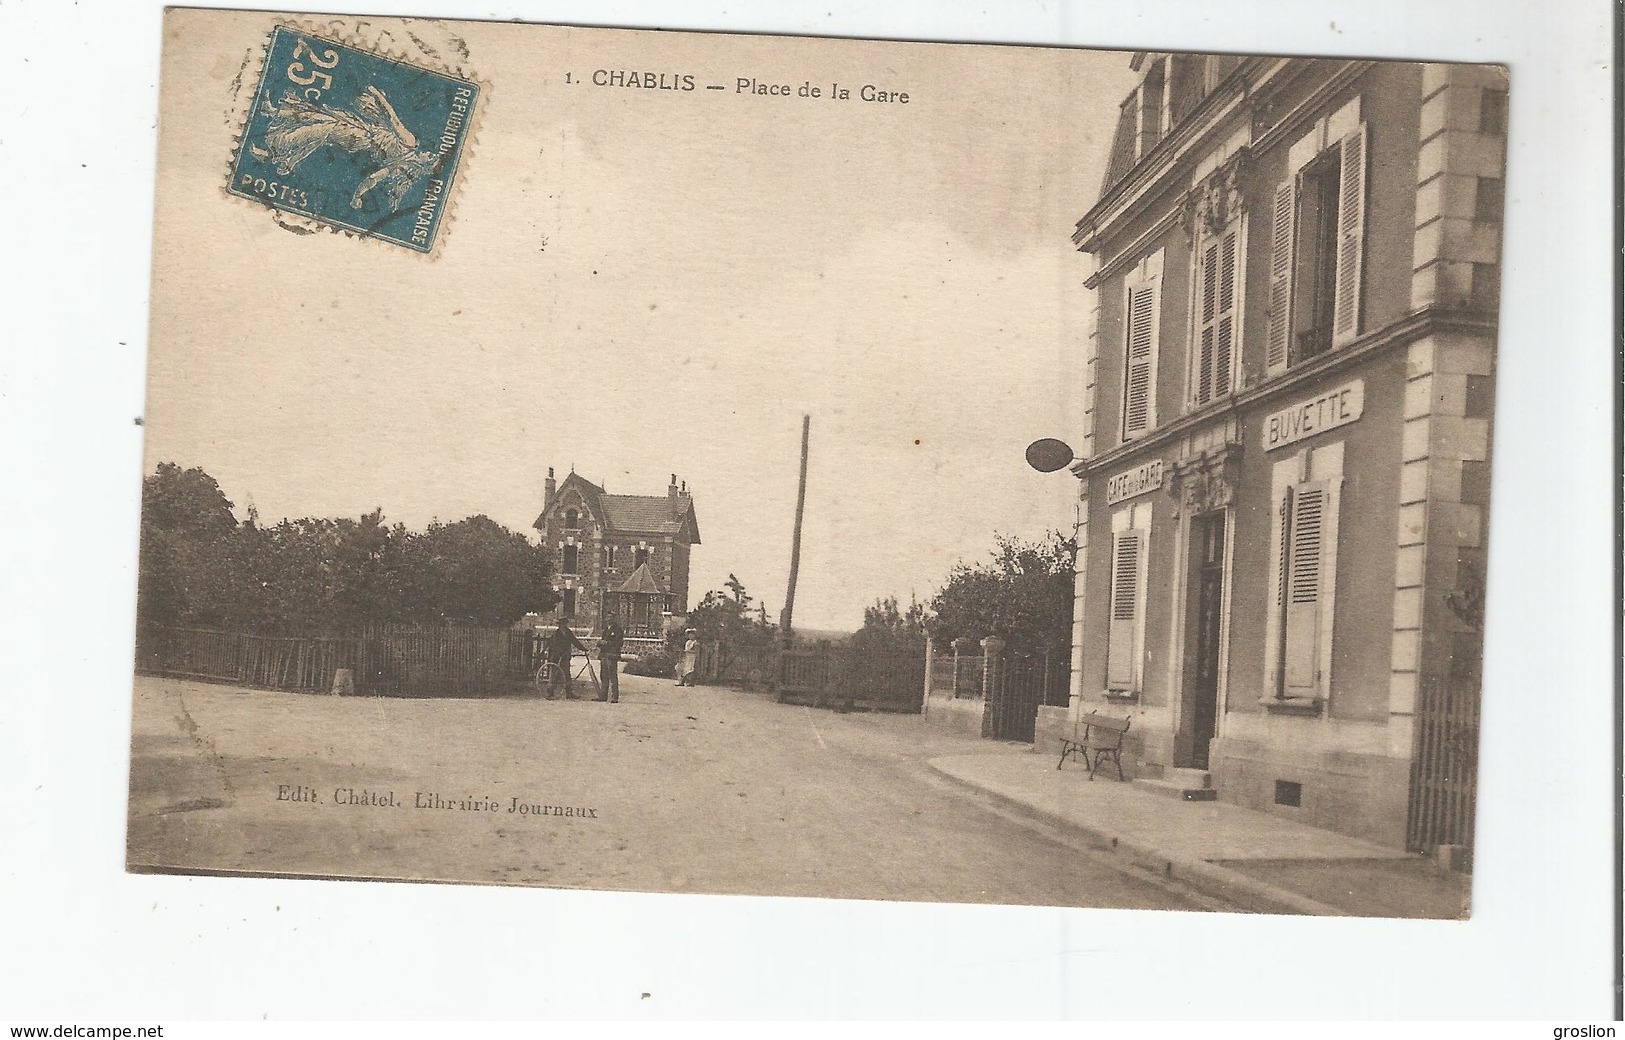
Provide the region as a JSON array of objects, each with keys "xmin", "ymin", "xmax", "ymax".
[{"xmin": 228, "ymin": 26, "xmax": 478, "ymax": 253}]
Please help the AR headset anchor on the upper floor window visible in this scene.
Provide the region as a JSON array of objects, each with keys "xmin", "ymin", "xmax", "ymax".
[
  {"xmin": 1120, "ymin": 250, "xmax": 1164, "ymax": 442},
  {"xmin": 562, "ymin": 543, "xmax": 579, "ymax": 575},
  {"xmin": 605, "ymin": 544, "xmax": 617, "ymax": 569},
  {"xmin": 1189, "ymin": 214, "xmax": 1241, "ymax": 407},
  {"xmin": 564, "ymin": 508, "xmax": 579, "ymax": 529},
  {"xmin": 1266, "ymin": 100, "xmax": 1368, "ymax": 374},
  {"xmin": 635, "ymin": 546, "xmax": 650, "ymax": 568}
]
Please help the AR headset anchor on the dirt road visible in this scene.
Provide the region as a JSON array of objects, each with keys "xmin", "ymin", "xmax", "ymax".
[{"xmin": 128, "ymin": 670, "xmax": 1201, "ymax": 910}]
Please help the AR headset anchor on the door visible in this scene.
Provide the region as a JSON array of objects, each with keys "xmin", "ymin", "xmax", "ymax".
[{"xmin": 1182, "ymin": 512, "xmax": 1226, "ymax": 770}]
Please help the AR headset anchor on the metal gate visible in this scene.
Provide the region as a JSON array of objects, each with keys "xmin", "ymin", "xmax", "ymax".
[
  {"xmin": 984, "ymin": 650, "xmax": 1052, "ymax": 742},
  {"xmin": 1405, "ymin": 670, "xmax": 1480, "ymax": 853}
]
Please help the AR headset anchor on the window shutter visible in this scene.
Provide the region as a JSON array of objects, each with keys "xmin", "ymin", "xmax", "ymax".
[
  {"xmin": 1122, "ymin": 284, "xmax": 1156, "ymax": 439},
  {"xmin": 1106, "ymin": 529, "xmax": 1145, "ymax": 690},
  {"xmin": 1283, "ymin": 481, "xmax": 1329, "ymax": 697},
  {"xmin": 1216, "ymin": 228, "xmax": 1237, "ymax": 395},
  {"xmin": 1194, "ymin": 228, "xmax": 1239, "ymax": 405},
  {"xmin": 1196, "ymin": 241, "xmax": 1217, "ymax": 405},
  {"xmin": 1331, "ymin": 124, "xmax": 1368, "ymax": 345},
  {"xmin": 1265, "ymin": 182, "xmax": 1294, "ymax": 373}
]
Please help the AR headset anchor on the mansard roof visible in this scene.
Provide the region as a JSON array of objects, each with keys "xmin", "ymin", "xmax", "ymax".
[{"xmin": 1080, "ymin": 52, "xmax": 1253, "ymax": 250}]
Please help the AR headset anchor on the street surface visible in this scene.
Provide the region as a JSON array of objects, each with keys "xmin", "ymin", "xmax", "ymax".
[{"xmin": 128, "ymin": 670, "xmax": 1203, "ymax": 910}]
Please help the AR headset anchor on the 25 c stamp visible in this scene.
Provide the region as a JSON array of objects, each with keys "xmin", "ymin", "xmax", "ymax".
[{"xmin": 228, "ymin": 26, "xmax": 479, "ymax": 253}]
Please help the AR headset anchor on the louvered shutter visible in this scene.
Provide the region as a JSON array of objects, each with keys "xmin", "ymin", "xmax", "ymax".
[
  {"xmin": 1331, "ymin": 124, "xmax": 1368, "ymax": 345},
  {"xmin": 1216, "ymin": 229, "xmax": 1236, "ymax": 395},
  {"xmin": 1196, "ymin": 241, "xmax": 1217, "ymax": 404},
  {"xmin": 1283, "ymin": 481, "xmax": 1329, "ymax": 696},
  {"xmin": 1265, "ymin": 182, "xmax": 1295, "ymax": 373},
  {"xmin": 1122, "ymin": 284, "xmax": 1156, "ymax": 439},
  {"xmin": 1105, "ymin": 530, "xmax": 1145, "ymax": 689},
  {"xmin": 1194, "ymin": 228, "xmax": 1239, "ymax": 405}
]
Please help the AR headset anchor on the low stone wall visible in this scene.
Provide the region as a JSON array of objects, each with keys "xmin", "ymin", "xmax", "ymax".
[{"xmin": 1033, "ymin": 705, "xmax": 1069, "ymax": 753}]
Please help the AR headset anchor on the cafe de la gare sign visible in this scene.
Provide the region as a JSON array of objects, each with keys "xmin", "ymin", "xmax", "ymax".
[
  {"xmin": 1264, "ymin": 379, "xmax": 1366, "ymax": 451},
  {"xmin": 1106, "ymin": 458, "xmax": 1165, "ymax": 505}
]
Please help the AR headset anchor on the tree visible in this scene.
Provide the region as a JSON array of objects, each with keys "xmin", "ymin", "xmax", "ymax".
[
  {"xmin": 679, "ymin": 574, "xmax": 778, "ymax": 671},
  {"xmin": 233, "ymin": 510, "xmax": 417, "ymax": 632},
  {"xmin": 684, "ymin": 574, "xmax": 777, "ymax": 645},
  {"xmin": 852, "ymin": 594, "xmax": 927, "ymax": 653},
  {"xmin": 137, "ymin": 464, "xmax": 242, "ymax": 629},
  {"xmin": 137, "ymin": 463, "xmax": 557, "ymax": 632},
  {"xmin": 401, "ymin": 515, "xmax": 557, "ymax": 625},
  {"xmin": 927, "ymin": 531, "xmax": 1075, "ymax": 653}
]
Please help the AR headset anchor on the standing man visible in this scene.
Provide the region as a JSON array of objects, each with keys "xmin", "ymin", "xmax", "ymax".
[
  {"xmin": 545, "ymin": 617, "xmax": 588, "ymax": 701},
  {"xmin": 596, "ymin": 618, "xmax": 625, "ymax": 703}
]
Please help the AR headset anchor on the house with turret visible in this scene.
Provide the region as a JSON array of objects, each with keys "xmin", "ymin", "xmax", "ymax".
[{"xmin": 533, "ymin": 468, "xmax": 701, "ymax": 637}]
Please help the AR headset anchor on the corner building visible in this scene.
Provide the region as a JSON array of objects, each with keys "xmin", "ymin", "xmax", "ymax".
[{"xmin": 1063, "ymin": 54, "xmax": 1503, "ymax": 852}]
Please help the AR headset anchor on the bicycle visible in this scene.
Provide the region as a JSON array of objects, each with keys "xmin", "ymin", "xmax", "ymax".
[
  {"xmin": 533, "ymin": 659, "xmax": 565, "ymax": 698},
  {"xmin": 532, "ymin": 652, "xmax": 602, "ymax": 699}
]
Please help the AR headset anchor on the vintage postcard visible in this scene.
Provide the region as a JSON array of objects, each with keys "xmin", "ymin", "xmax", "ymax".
[{"xmin": 131, "ymin": 7, "xmax": 1506, "ymax": 918}]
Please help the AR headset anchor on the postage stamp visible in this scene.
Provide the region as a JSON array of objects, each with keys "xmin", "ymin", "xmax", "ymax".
[{"xmin": 227, "ymin": 25, "xmax": 479, "ymax": 253}]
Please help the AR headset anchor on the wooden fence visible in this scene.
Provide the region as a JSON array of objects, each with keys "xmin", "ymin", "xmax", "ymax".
[
  {"xmin": 774, "ymin": 640, "xmax": 925, "ymax": 713},
  {"xmin": 136, "ymin": 623, "xmax": 532, "ymax": 698},
  {"xmin": 696, "ymin": 640, "xmax": 775, "ymax": 689}
]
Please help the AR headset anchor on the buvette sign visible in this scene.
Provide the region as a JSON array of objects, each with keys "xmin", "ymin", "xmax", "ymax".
[{"xmin": 1264, "ymin": 379, "xmax": 1365, "ymax": 451}]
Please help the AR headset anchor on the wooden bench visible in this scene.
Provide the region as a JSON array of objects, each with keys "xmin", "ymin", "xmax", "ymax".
[{"xmin": 1058, "ymin": 712, "xmax": 1131, "ymax": 780}]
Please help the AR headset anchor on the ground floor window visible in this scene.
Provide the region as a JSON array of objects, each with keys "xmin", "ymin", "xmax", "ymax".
[
  {"xmin": 1266, "ymin": 445, "xmax": 1343, "ymax": 701},
  {"xmin": 1104, "ymin": 498, "xmax": 1154, "ymax": 693}
]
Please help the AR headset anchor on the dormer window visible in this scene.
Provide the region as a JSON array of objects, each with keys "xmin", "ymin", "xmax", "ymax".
[{"xmin": 1137, "ymin": 58, "xmax": 1166, "ymax": 157}]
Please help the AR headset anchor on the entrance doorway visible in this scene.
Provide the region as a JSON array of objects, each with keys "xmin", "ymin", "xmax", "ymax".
[{"xmin": 1179, "ymin": 511, "xmax": 1226, "ymax": 770}]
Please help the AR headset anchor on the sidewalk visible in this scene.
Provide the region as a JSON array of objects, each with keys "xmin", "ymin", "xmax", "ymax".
[{"xmin": 929, "ymin": 749, "xmax": 1470, "ymax": 919}]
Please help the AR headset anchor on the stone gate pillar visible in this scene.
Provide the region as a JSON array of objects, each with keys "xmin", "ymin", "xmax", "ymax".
[
  {"xmin": 921, "ymin": 638, "xmax": 934, "ymax": 712},
  {"xmin": 980, "ymin": 634, "xmax": 1006, "ymax": 739}
]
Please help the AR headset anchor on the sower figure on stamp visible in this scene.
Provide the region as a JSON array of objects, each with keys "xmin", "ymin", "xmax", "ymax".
[
  {"xmin": 596, "ymin": 619, "xmax": 624, "ymax": 703},
  {"xmin": 545, "ymin": 618, "xmax": 589, "ymax": 700}
]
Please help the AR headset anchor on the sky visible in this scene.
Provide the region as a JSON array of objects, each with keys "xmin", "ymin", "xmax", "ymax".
[{"xmin": 143, "ymin": 13, "xmax": 1138, "ymax": 631}]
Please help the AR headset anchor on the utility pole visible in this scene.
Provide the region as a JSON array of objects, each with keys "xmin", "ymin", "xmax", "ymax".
[{"xmin": 782, "ymin": 413, "xmax": 810, "ymax": 647}]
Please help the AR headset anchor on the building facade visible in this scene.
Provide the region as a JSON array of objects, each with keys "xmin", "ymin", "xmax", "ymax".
[
  {"xmin": 533, "ymin": 468, "xmax": 701, "ymax": 636},
  {"xmin": 1063, "ymin": 54, "xmax": 1503, "ymax": 853}
]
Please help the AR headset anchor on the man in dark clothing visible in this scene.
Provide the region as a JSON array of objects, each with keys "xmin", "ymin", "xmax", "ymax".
[
  {"xmin": 545, "ymin": 618, "xmax": 589, "ymax": 700},
  {"xmin": 596, "ymin": 619, "xmax": 625, "ymax": 703}
]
